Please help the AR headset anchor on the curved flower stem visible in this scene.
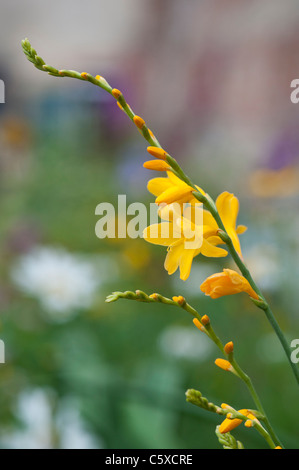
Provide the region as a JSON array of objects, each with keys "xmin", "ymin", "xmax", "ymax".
[
  {"xmin": 228, "ymin": 357, "xmax": 282, "ymax": 448},
  {"xmin": 188, "ymin": 390, "xmax": 276, "ymax": 449},
  {"xmin": 193, "ymin": 190, "xmax": 299, "ymax": 387},
  {"xmin": 202, "ymin": 324, "xmax": 282, "ymax": 448},
  {"xmin": 106, "ymin": 289, "xmax": 282, "ymax": 448}
]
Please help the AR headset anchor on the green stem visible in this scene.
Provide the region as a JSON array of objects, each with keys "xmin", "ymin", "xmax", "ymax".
[
  {"xmin": 192, "ymin": 191, "xmax": 299, "ymax": 388},
  {"xmin": 107, "ymin": 288, "xmax": 281, "ymax": 446},
  {"xmin": 253, "ymin": 421, "xmax": 277, "ymax": 449},
  {"xmin": 185, "ymin": 304, "xmax": 282, "ymax": 447},
  {"xmin": 229, "ymin": 357, "xmax": 283, "ymax": 448}
]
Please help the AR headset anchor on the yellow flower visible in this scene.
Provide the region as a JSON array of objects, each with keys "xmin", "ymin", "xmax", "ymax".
[
  {"xmin": 147, "ymin": 176, "xmax": 246, "ymax": 256},
  {"xmin": 147, "ymin": 171, "xmax": 204, "ymax": 206},
  {"xmin": 215, "ymin": 191, "xmax": 247, "ymax": 257},
  {"xmin": 219, "ymin": 409, "xmax": 250, "ymax": 434},
  {"xmin": 143, "ymin": 204, "xmax": 227, "ymax": 281},
  {"xmin": 198, "ymin": 192, "xmax": 246, "ymax": 257},
  {"xmin": 200, "ymin": 268, "xmax": 259, "ymax": 300}
]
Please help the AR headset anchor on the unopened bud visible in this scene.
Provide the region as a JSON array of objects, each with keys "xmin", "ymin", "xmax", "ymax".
[
  {"xmin": 201, "ymin": 315, "xmax": 210, "ymax": 326},
  {"xmin": 133, "ymin": 115, "xmax": 145, "ymax": 129},
  {"xmin": 224, "ymin": 341, "xmax": 234, "ymax": 354}
]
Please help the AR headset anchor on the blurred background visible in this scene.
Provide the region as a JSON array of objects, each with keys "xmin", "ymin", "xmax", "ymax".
[{"xmin": 0, "ymin": 0, "xmax": 299, "ymax": 449}]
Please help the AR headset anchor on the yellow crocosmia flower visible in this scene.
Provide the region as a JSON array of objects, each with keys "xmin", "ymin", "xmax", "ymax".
[
  {"xmin": 215, "ymin": 191, "xmax": 247, "ymax": 257},
  {"xmin": 219, "ymin": 409, "xmax": 250, "ymax": 434},
  {"xmin": 200, "ymin": 268, "xmax": 259, "ymax": 300},
  {"xmin": 143, "ymin": 204, "xmax": 227, "ymax": 281},
  {"xmin": 147, "ymin": 171, "xmax": 205, "ymax": 206},
  {"xmin": 148, "ymin": 178, "xmax": 246, "ymax": 256}
]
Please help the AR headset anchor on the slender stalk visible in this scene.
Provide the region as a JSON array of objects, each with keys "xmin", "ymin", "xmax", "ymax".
[
  {"xmin": 229, "ymin": 357, "xmax": 282, "ymax": 447},
  {"xmin": 194, "ymin": 191, "xmax": 299, "ymax": 387},
  {"xmin": 106, "ymin": 289, "xmax": 282, "ymax": 448}
]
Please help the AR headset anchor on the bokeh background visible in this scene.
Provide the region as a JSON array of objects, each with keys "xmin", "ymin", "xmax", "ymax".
[{"xmin": 0, "ymin": 0, "xmax": 299, "ymax": 449}]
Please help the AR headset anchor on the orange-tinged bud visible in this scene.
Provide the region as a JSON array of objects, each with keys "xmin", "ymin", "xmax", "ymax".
[
  {"xmin": 219, "ymin": 417, "xmax": 243, "ymax": 434},
  {"xmin": 238, "ymin": 409, "xmax": 249, "ymax": 416},
  {"xmin": 95, "ymin": 75, "xmax": 103, "ymax": 81},
  {"xmin": 221, "ymin": 403, "xmax": 231, "ymax": 410},
  {"xmin": 200, "ymin": 269, "xmax": 259, "ymax": 300},
  {"xmin": 155, "ymin": 185, "xmax": 193, "ymax": 205},
  {"xmin": 224, "ymin": 341, "xmax": 234, "ymax": 354},
  {"xmin": 143, "ymin": 160, "xmax": 170, "ymax": 171},
  {"xmin": 245, "ymin": 419, "xmax": 254, "ymax": 428},
  {"xmin": 133, "ymin": 115, "xmax": 145, "ymax": 129},
  {"xmin": 192, "ymin": 318, "xmax": 205, "ymax": 332},
  {"xmin": 149, "ymin": 293, "xmax": 158, "ymax": 300},
  {"xmin": 219, "ymin": 409, "xmax": 249, "ymax": 434},
  {"xmin": 275, "ymin": 446, "xmax": 282, "ymax": 449},
  {"xmin": 112, "ymin": 88, "xmax": 122, "ymax": 99},
  {"xmin": 147, "ymin": 146, "xmax": 168, "ymax": 160},
  {"xmin": 215, "ymin": 358, "xmax": 233, "ymax": 372},
  {"xmin": 172, "ymin": 295, "xmax": 185, "ymax": 305},
  {"xmin": 81, "ymin": 72, "xmax": 88, "ymax": 79},
  {"xmin": 201, "ymin": 315, "xmax": 210, "ymax": 326},
  {"xmin": 246, "ymin": 412, "xmax": 260, "ymax": 428}
]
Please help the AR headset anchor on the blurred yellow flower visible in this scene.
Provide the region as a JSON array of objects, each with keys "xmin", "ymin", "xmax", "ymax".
[
  {"xmin": 200, "ymin": 268, "xmax": 259, "ymax": 300},
  {"xmin": 143, "ymin": 204, "xmax": 227, "ymax": 281},
  {"xmin": 148, "ymin": 175, "xmax": 246, "ymax": 256},
  {"xmin": 147, "ymin": 171, "xmax": 204, "ymax": 206},
  {"xmin": 249, "ymin": 166, "xmax": 299, "ymax": 198}
]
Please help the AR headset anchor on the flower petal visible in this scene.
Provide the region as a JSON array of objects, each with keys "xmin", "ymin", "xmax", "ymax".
[
  {"xmin": 237, "ymin": 224, "xmax": 247, "ymax": 234},
  {"xmin": 147, "ymin": 177, "xmax": 173, "ymax": 197},
  {"xmin": 216, "ymin": 192, "xmax": 239, "ymax": 230},
  {"xmin": 156, "ymin": 186, "xmax": 193, "ymax": 205},
  {"xmin": 143, "ymin": 222, "xmax": 181, "ymax": 246},
  {"xmin": 179, "ymin": 248, "xmax": 197, "ymax": 280},
  {"xmin": 216, "ymin": 192, "xmax": 243, "ymax": 256},
  {"xmin": 201, "ymin": 239, "xmax": 228, "ymax": 258},
  {"xmin": 164, "ymin": 242, "xmax": 185, "ymax": 275}
]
